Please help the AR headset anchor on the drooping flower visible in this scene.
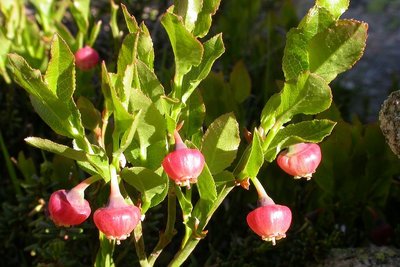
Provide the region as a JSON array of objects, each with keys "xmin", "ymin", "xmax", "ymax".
[
  {"xmin": 277, "ymin": 143, "xmax": 322, "ymax": 179},
  {"xmin": 74, "ymin": 46, "xmax": 99, "ymax": 71},
  {"xmin": 48, "ymin": 181, "xmax": 91, "ymax": 227},
  {"xmin": 93, "ymin": 170, "xmax": 141, "ymax": 244},
  {"xmin": 247, "ymin": 204, "xmax": 292, "ymax": 245},
  {"xmin": 162, "ymin": 129, "xmax": 205, "ymax": 188}
]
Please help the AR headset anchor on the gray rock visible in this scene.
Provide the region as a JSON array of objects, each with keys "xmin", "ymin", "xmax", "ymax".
[{"xmin": 312, "ymin": 246, "xmax": 400, "ymax": 267}]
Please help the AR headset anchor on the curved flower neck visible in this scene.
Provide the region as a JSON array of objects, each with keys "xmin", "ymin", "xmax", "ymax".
[
  {"xmin": 173, "ymin": 129, "xmax": 187, "ymax": 150},
  {"xmin": 108, "ymin": 167, "xmax": 129, "ymax": 208},
  {"xmin": 66, "ymin": 176, "xmax": 99, "ymax": 205}
]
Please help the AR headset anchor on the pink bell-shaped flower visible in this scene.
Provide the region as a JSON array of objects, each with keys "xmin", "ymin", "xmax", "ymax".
[
  {"xmin": 74, "ymin": 46, "xmax": 99, "ymax": 71},
  {"xmin": 277, "ymin": 143, "xmax": 322, "ymax": 179},
  {"xmin": 247, "ymin": 203, "xmax": 292, "ymax": 245},
  {"xmin": 93, "ymin": 170, "xmax": 141, "ymax": 244},
  {"xmin": 162, "ymin": 129, "xmax": 205, "ymax": 188},
  {"xmin": 48, "ymin": 180, "xmax": 92, "ymax": 227}
]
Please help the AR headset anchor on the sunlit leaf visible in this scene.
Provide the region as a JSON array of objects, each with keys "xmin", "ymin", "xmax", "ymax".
[
  {"xmin": 308, "ymin": 20, "xmax": 368, "ymax": 82},
  {"xmin": 121, "ymin": 167, "xmax": 168, "ymax": 213},
  {"xmin": 201, "ymin": 113, "xmax": 240, "ymax": 174},
  {"xmin": 264, "ymin": 119, "xmax": 336, "ymax": 162},
  {"xmin": 161, "ymin": 9, "xmax": 203, "ymax": 78}
]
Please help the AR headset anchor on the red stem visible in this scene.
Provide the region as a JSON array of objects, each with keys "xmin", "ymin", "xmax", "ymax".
[{"xmin": 173, "ymin": 130, "xmax": 187, "ymax": 150}]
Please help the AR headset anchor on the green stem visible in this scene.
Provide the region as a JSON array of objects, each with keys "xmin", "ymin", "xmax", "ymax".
[
  {"xmin": 168, "ymin": 238, "xmax": 200, "ymax": 267},
  {"xmin": 0, "ymin": 131, "xmax": 21, "ymax": 196},
  {"xmin": 170, "ymin": 74, "xmax": 184, "ymax": 122},
  {"xmin": 95, "ymin": 233, "xmax": 115, "ymax": 267},
  {"xmin": 251, "ymin": 177, "xmax": 268, "ymax": 199},
  {"xmin": 133, "ymin": 222, "xmax": 150, "ymax": 267},
  {"xmin": 250, "ymin": 177, "xmax": 274, "ymax": 206},
  {"xmin": 72, "ymin": 175, "xmax": 101, "ymax": 192},
  {"xmin": 75, "ymin": 135, "xmax": 95, "ymax": 154},
  {"xmin": 148, "ymin": 184, "xmax": 177, "ymax": 266},
  {"xmin": 262, "ymin": 122, "xmax": 280, "ymax": 151},
  {"xmin": 169, "ymin": 183, "xmax": 235, "ymax": 266},
  {"xmin": 100, "ymin": 109, "xmax": 110, "ymax": 149},
  {"xmin": 180, "ymin": 187, "xmax": 193, "ymax": 248}
]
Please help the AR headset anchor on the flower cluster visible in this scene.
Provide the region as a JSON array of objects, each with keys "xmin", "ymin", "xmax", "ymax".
[
  {"xmin": 48, "ymin": 172, "xmax": 141, "ymax": 243},
  {"xmin": 245, "ymin": 142, "xmax": 322, "ymax": 244},
  {"xmin": 47, "ymin": 128, "xmax": 205, "ymax": 243},
  {"xmin": 48, "ymin": 128, "xmax": 320, "ymax": 246}
]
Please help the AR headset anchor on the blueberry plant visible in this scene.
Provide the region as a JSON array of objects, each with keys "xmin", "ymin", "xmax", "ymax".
[
  {"xmin": 0, "ymin": 0, "xmax": 101, "ymax": 83},
  {"xmin": 6, "ymin": 0, "xmax": 367, "ymax": 266}
]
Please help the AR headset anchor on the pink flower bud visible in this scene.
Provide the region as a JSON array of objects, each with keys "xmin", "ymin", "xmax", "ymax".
[
  {"xmin": 93, "ymin": 170, "xmax": 141, "ymax": 244},
  {"xmin": 277, "ymin": 143, "xmax": 322, "ymax": 179},
  {"xmin": 162, "ymin": 130, "xmax": 205, "ymax": 188},
  {"xmin": 247, "ymin": 204, "xmax": 292, "ymax": 245},
  {"xmin": 74, "ymin": 46, "xmax": 99, "ymax": 71},
  {"xmin": 48, "ymin": 189, "xmax": 91, "ymax": 227},
  {"xmin": 93, "ymin": 201, "xmax": 141, "ymax": 244}
]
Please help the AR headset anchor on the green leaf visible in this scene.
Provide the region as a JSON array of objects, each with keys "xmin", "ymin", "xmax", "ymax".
[
  {"xmin": 124, "ymin": 140, "xmax": 168, "ymax": 170},
  {"xmin": 0, "ymin": 26, "xmax": 12, "ymax": 83},
  {"xmin": 298, "ymin": 6, "xmax": 335, "ymax": 40},
  {"xmin": 175, "ymin": 185, "xmax": 193, "ymax": 220},
  {"xmin": 308, "ymin": 19, "xmax": 368, "ymax": 82},
  {"xmin": 264, "ymin": 119, "xmax": 336, "ymax": 162},
  {"xmin": 117, "ymin": 110, "xmax": 142, "ymax": 154},
  {"xmin": 135, "ymin": 60, "xmax": 165, "ymax": 110},
  {"xmin": 70, "ymin": 0, "xmax": 90, "ymax": 34},
  {"xmin": 146, "ymin": 141, "xmax": 169, "ymax": 170},
  {"xmin": 260, "ymin": 72, "xmax": 332, "ymax": 131},
  {"xmin": 109, "ymin": 0, "xmax": 120, "ymax": 39},
  {"xmin": 8, "ymin": 51, "xmax": 84, "ymax": 138},
  {"xmin": 121, "ymin": 4, "xmax": 140, "ymax": 33},
  {"xmin": 201, "ymin": 113, "xmax": 240, "ymax": 174},
  {"xmin": 88, "ymin": 20, "xmax": 102, "ymax": 47},
  {"xmin": 180, "ymin": 90, "xmax": 206, "ymax": 140},
  {"xmin": 116, "ymin": 33, "xmax": 137, "ymax": 81},
  {"xmin": 193, "ymin": 0, "xmax": 221, "ymax": 38},
  {"xmin": 95, "ymin": 232, "xmax": 115, "ymax": 267},
  {"xmin": 100, "ymin": 62, "xmax": 114, "ymax": 112},
  {"xmin": 137, "ymin": 23, "xmax": 155, "ymax": 70},
  {"xmin": 16, "ymin": 151, "xmax": 36, "ymax": 182},
  {"xmin": 121, "ymin": 5, "xmax": 155, "ymax": 69},
  {"xmin": 30, "ymin": 0, "xmax": 54, "ymax": 34},
  {"xmin": 200, "ymin": 72, "xmax": 238, "ymax": 126},
  {"xmin": 121, "ymin": 167, "xmax": 168, "ymax": 213},
  {"xmin": 45, "ymin": 34, "xmax": 75, "ymax": 99},
  {"xmin": 181, "ymin": 34, "xmax": 225, "ymax": 103},
  {"xmin": 316, "ymin": 0, "xmax": 349, "ymax": 19},
  {"xmin": 190, "ymin": 164, "xmax": 217, "ymax": 229},
  {"xmin": 77, "ymin": 96, "xmax": 101, "ymax": 130},
  {"xmin": 116, "ymin": 36, "xmax": 159, "ymax": 107},
  {"xmin": 283, "ymin": 5, "xmax": 353, "ymax": 81},
  {"xmin": 25, "ymin": 137, "xmax": 87, "ymax": 161},
  {"xmin": 102, "ymin": 64, "xmax": 144, "ymax": 156},
  {"xmin": 197, "ymin": 163, "xmax": 217, "ymax": 202},
  {"xmin": 214, "ymin": 170, "xmax": 235, "ymax": 189},
  {"xmin": 174, "ymin": 0, "xmax": 203, "ymax": 32},
  {"xmin": 101, "ymin": 63, "xmax": 134, "ymax": 132},
  {"xmin": 282, "ymin": 28, "xmax": 309, "ymax": 81},
  {"xmin": 55, "ymin": 22, "xmax": 77, "ymax": 51},
  {"xmin": 161, "ymin": 9, "xmax": 204, "ymax": 77},
  {"xmin": 128, "ymin": 90, "xmax": 166, "ymax": 149},
  {"xmin": 230, "ymin": 60, "xmax": 251, "ymax": 103},
  {"xmin": 234, "ymin": 129, "xmax": 264, "ymax": 180},
  {"xmin": 79, "ymin": 143, "xmax": 111, "ymax": 182}
]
